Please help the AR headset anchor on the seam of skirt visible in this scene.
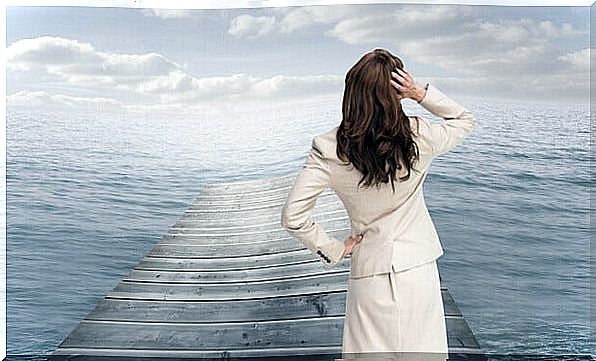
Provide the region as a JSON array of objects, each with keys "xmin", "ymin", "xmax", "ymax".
[{"xmin": 390, "ymin": 271, "xmax": 402, "ymax": 349}]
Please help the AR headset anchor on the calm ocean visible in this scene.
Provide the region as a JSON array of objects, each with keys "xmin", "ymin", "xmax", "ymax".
[{"xmin": 6, "ymin": 95, "xmax": 590, "ymax": 356}]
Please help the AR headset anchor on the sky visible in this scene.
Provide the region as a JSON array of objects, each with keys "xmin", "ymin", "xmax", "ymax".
[{"xmin": 5, "ymin": 3, "xmax": 590, "ymax": 114}]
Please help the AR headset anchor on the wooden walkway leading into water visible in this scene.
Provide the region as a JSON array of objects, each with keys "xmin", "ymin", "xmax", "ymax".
[{"xmin": 52, "ymin": 173, "xmax": 483, "ymax": 359}]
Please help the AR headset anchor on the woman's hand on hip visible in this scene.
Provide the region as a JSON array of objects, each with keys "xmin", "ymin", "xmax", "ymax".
[
  {"xmin": 343, "ymin": 234, "xmax": 364, "ymax": 257},
  {"xmin": 390, "ymin": 67, "xmax": 427, "ymax": 103}
]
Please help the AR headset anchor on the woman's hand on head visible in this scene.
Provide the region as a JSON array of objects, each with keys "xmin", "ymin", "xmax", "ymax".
[
  {"xmin": 390, "ymin": 67, "xmax": 427, "ymax": 103},
  {"xmin": 342, "ymin": 233, "xmax": 364, "ymax": 258}
]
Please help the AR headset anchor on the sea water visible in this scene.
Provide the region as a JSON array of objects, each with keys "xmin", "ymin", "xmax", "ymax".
[{"xmin": 6, "ymin": 95, "xmax": 590, "ymax": 356}]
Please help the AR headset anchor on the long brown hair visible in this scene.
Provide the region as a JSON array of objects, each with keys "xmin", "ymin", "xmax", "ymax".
[{"xmin": 336, "ymin": 48, "xmax": 421, "ymax": 193}]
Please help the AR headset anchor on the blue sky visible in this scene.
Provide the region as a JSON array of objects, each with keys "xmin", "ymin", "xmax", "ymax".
[{"xmin": 6, "ymin": 4, "xmax": 590, "ymax": 114}]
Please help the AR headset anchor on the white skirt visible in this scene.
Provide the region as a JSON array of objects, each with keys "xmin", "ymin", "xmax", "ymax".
[{"xmin": 340, "ymin": 259, "xmax": 448, "ymax": 360}]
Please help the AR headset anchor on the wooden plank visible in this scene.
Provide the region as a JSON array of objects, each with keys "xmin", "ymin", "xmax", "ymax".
[
  {"xmin": 189, "ymin": 191, "xmax": 336, "ymax": 209},
  {"xmin": 125, "ymin": 266, "xmax": 446, "ymax": 290},
  {"xmin": 181, "ymin": 200, "xmax": 344, "ymax": 219},
  {"xmin": 51, "ymin": 347, "xmax": 486, "ymax": 358},
  {"xmin": 164, "ymin": 216, "xmax": 349, "ymax": 238},
  {"xmin": 86, "ymin": 288, "xmax": 462, "ymax": 322},
  {"xmin": 190, "ymin": 188, "xmax": 335, "ymax": 205},
  {"xmin": 108, "ymin": 272, "xmax": 350, "ymax": 300},
  {"xmin": 58, "ymin": 317, "xmax": 345, "ymax": 349},
  {"xmin": 57, "ymin": 316, "xmax": 477, "ymax": 350},
  {"xmin": 135, "ymin": 255, "xmax": 342, "ymax": 271},
  {"xmin": 151, "ymin": 240, "xmax": 308, "ymax": 257},
  {"xmin": 143, "ymin": 246, "xmax": 349, "ymax": 265},
  {"xmin": 157, "ymin": 227, "xmax": 350, "ymax": 246},
  {"xmin": 173, "ymin": 208, "xmax": 346, "ymax": 229},
  {"xmin": 135, "ymin": 256, "xmax": 331, "ymax": 271},
  {"xmin": 447, "ymin": 317, "xmax": 482, "ymax": 350},
  {"xmin": 183, "ymin": 200, "xmax": 335, "ymax": 213},
  {"xmin": 173, "ymin": 208, "xmax": 347, "ymax": 229},
  {"xmin": 185, "ymin": 195, "xmax": 338, "ymax": 213},
  {"xmin": 199, "ymin": 184, "xmax": 293, "ymax": 197},
  {"xmin": 51, "ymin": 345, "xmax": 342, "ymax": 358},
  {"xmin": 136, "ymin": 251, "xmax": 444, "ymax": 285},
  {"xmin": 126, "ymin": 264, "xmax": 350, "ymax": 282},
  {"xmin": 187, "ymin": 182, "xmax": 338, "ymax": 210},
  {"xmin": 199, "ymin": 173, "xmax": 297, "ymax": 193},
  {"xmin": 108, "ymin": 271, "xmax": 450, "ymax": 301},
  {"xmin": 441, "ymin": 288, "xmax": 463, "ymax": 317},
  {"xmin": 88, "ymin": 292, "xmax": 350, "ymax": 322}
]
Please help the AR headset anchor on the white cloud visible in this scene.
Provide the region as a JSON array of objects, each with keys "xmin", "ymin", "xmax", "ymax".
[
  {"xmin": 228, "ymin": 14, "xmax": 277, "ymax": 39},
  {"xmin": 228, "ymin": 5, "xmax": 356, "ymax": 36},
  {"xmin": 7, "ymin": 36, "xmax": 180, "ymax": 89},
  {"xmin": 226, "ymin": 4, "xmax": 588, "ymax": 99},
  {"xmin": 7, "ymin": 36, "xmax": 96, "ymax": 71},
  {"xmin": 156, "ymin": 73, "xmax": 343, "ymax": 104},
  {"xmin": 228, "ymin": 4, "xmax": 583, "ymax": 75},
  {"xmin": 230, "ymin": 4, "xmax": 469, "ymax": 40},
  {"xmin": 275, "ymin": 5, "xmax": 353, "ymax": 33},
  {"xmin": 7, "ymin": 36, "xmax": 345, "ymax": 110},
  {"xmin": 320, "ymin": 7, "xmax": 580, "ymax": 75},
  {"xmin": 141, "ymin": 8, "xmax": 194, "ymax": 19}
]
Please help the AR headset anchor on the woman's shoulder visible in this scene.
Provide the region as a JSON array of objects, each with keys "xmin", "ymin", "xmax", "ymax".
[
  {"xmin": 409, "ymin": 115, "xmax": 433, "ymax": 153},
  {"xmin": 312, "ymin": 125, "xmax": 340, "ymax": 161},
  {"xmin": 316, "ymin": 125, "xmax": 338, "ymax": 139},
  {"xmin": 313, "ymin": 125, "xmax": 338, "ymax": 148},
  {"xmin": 409, "ymin": 115, "xmax": 427, "ymax": 136}
]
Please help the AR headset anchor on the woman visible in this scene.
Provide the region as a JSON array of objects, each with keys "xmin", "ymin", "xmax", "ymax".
[{"xmin": 280, "ymin": 48, "xmax": 477, "ymax": 358}]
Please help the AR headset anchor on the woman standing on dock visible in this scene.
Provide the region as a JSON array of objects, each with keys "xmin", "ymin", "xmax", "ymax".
[{"xmin": 281, "ymin": 48, "xmax": 477, "ymax": 358}]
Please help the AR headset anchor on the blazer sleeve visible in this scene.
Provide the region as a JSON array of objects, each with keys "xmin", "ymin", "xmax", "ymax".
[
  {"xmin": 280, "ymin": 136, "xmax": 346, "ymax": 268},
  {"xmin": 417, "ymin": 83, "xmax": 477, "ymax": 158}
]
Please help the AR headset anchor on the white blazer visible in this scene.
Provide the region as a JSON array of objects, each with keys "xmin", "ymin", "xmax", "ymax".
[{"xmin": 281, "ymin": 83, "xmax": 477, "ymax": 278}]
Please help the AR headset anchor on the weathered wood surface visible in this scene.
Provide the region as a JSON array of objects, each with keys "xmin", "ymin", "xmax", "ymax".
[{"xmin": 52, "ymin": 172, "xmax": 484, "ymax": 358}]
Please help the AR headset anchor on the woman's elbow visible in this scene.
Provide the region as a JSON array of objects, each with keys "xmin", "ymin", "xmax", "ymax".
[{"xmin": 280, "ymin": 204, "xmax": 300, "ymax": 231}]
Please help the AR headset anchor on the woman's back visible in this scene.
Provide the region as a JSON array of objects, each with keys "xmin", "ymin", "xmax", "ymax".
[{"xmin": 281, "ymin": 83, "xmax": 477, "ymax": 278}]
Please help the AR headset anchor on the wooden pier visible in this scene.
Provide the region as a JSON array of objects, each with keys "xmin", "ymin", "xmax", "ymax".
[{"xmin": 51, "ymin": 173, "xmax": 484, "ymax": 359}]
